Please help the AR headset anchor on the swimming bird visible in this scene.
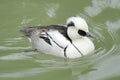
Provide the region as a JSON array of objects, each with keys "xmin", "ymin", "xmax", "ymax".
[{"xmin": 20, "ymin": 16, "xmax": 95, "ymax": 58}]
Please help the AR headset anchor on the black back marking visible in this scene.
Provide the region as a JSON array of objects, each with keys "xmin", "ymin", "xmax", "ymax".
[
  {"xmin": 40, "ymin": 36, "xmax": 52, "ymax": 46},
  {"xmin": 64, "ymin": 46, "xmax": 68, "ymax": 58},
  {"xmin": 67, "ymin": 22, "xmax": 75, "ymax": 27}
]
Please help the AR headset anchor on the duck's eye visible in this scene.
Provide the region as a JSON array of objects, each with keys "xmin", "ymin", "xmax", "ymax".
[
  {"xmin": 78, "ymin": 30, "xmax": 86, "ymax": 36},
  {"xmin": 67, "ymin": 22, "xmax": 75, "ymax": 27}
]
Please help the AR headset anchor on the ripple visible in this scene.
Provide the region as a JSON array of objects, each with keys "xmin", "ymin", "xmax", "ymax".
[
  {"xmin": 1, "ymin": 37, "xmax": 31, "ymax": 50},
  {"xmin": 0, "ymin": 53, "xmax": 31, "ymax": 60},
  {"xmin": 0, "ymin": 46, "xmax": 31, "ymax": 50},
  {"xmin": 106, "ymin": 20, "xmax": 120, "ymax": 55},
  {"xmin": 0, "ymin": 67, "xmax": 67, "ymax": 78},
  {"xmin": 85, "ymin": 0, "xmax": 120, "ymax": 17},
  {"xmin": 90, "ymin": 24, "xmax": 114, "ymax": 60}
]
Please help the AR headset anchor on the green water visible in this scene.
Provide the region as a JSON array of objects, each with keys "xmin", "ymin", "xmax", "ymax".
[{"xmin": 0, "ymin": 0, "xmax": 120, "ymax": 80}]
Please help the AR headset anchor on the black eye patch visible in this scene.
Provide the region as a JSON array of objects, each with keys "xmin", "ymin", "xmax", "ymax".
[
  {"xmin": 78, "ymin": 30, "xmax": 86, "ymax": 36},
  {"xmin": 67, "ymin": 22, "xmax": 75, "ymax": 27}
]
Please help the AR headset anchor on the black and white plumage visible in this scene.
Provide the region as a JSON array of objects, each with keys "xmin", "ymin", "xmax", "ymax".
[{"xmin": 21, "ymin": 17, "xmax": 95, "ymax": 58}]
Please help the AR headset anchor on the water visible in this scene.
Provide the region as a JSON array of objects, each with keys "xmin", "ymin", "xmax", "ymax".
[{"xmin": 0, "ymin": 0, "xmax": 120, "ymax": 80}]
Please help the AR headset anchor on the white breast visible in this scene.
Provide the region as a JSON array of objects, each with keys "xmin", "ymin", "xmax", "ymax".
[{"xmin": 65, "ymin": 37, "xmax": 95, "ymax": 58}]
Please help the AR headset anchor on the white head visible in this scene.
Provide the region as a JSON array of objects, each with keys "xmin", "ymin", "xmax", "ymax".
[
  {"xmin": 67, "ymin": 16, "xmax": 89, "ymax": 32},
  {"xmin": 66, "ymin": 16, "xmax": 94, "ymax": 40}
]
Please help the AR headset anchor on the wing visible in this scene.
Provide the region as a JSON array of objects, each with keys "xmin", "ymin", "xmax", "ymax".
[
  {"xmin": 21, "ymin": 25, "xmax": 71, "ymax": 49},
  {"xmin": 39, "ymin": 25, "xmax": 71, "ymax": 48},
  {"xmin": 47, "ymin": 25, "xmax": 71, "ymax": 48},
  {"xmin": 39, "ymin": 36, "xmax": 52, "ymax": 46},
  {"xmin": 26, "ymin": 25, "xmax": 71, "ymax": 41},
  {"xmin": 40, "ymin": 25, "xmax": 71, "ymax": 42}
]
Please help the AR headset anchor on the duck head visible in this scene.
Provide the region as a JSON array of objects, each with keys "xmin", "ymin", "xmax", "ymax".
[{"xmin": 66, "ymin": 16, "xmax": 94, "ymax": 40}]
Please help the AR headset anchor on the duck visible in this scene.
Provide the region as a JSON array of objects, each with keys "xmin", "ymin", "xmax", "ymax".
[{"xmin": 20, "ymin": 16, "xmax": 95, "ymax": 59}]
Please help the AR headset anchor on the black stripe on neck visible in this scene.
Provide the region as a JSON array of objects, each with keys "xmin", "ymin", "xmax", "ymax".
[
  {"xmin": 72, "ymin": 43, "xmax": 84, "ymax": 57},
  {"xmin": 64, "ymin": 46, "xmax": 68, "ymax": 58},
  {"xmin": 64, "ymin": 28, "xmax": 72, "ymax": 43}
]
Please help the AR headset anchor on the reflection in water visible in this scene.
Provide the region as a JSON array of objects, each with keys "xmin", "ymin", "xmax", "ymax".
[
  {"xmin": 85, "ymin": 0, "xmax": 120, "ymax": 17},
  {"xmin": 21, "ymin": 16, "xmax": 34, "ymax": 25},
  {"xmin": 106, "ymin": 19, "xmax": 120, "ymax": 31},
  {"xmin": 45, "ymin": 3, "xmax": 59, "ymax": 18}
]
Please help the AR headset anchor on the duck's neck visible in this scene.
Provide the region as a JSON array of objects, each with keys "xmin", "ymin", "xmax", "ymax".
[{"xmin": 67, "ymin": 27, "xmax": 82, "ymax": 41}]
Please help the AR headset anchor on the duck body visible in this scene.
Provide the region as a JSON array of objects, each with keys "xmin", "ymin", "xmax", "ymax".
[
  {"xmin": 65, "ymin": 37, "xmax": 95, "ymax": 58},
  {"xmin": 29, "ymin": 25, "xmax": 71, "ymax": 57},
  {"xmin": 21, "ymin": 17, "xmax": 95, "ymax": 59}
]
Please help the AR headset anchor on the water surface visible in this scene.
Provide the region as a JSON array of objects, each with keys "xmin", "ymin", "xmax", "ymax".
[{"xmin": 0, "ymin": 0, "xmax": 120, "ymax": 80}]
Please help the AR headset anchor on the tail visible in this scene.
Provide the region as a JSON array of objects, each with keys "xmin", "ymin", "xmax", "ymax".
[{"xmin": 20, "ymin": 27, "xmax": 36, "ymax": 37}]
